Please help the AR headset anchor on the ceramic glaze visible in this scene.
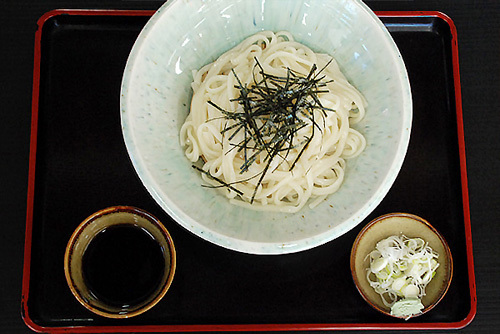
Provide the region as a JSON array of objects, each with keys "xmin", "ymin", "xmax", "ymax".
[{"xmin": 120, "ymin": 0, "xmax": 412, "ymax": 254}]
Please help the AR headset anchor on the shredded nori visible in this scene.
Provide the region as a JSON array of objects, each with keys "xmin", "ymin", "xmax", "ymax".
[
  {"xmin": 196, "ymin": 58, "xmax": 334, "ymax": 203},
  {"xmin": 191, "ymin": 165, "xmax": 244, "ymax": 196}
]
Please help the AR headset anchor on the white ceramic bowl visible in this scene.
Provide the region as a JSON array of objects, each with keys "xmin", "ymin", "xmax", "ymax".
[{"xmin": 120, "ymin": 0, "xmax": 412, "ymax": 254}]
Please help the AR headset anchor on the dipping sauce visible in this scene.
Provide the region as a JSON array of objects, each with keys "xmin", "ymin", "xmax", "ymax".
[{"xmin": 81, "ymin": 224, "xmax": 167, "ymax": 309}]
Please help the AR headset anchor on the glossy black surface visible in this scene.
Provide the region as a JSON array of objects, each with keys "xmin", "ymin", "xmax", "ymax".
[
  {"xmin": 82, "ymin": 224, "xmax": 166, "ymax": 309},
  {"xmin": 23, "ymin": 13, "xmax": 472, "ymax": 329}
]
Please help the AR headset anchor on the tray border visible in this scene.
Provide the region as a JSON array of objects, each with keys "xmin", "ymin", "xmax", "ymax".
[{"xmin": 22, "ymin": 9, "xmax": 476, "ymax": 333}]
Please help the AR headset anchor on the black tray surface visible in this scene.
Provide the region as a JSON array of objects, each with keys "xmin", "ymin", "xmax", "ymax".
[{"xmin": 24, "ymin": 12, "xmax": 472, "ymax": 330}]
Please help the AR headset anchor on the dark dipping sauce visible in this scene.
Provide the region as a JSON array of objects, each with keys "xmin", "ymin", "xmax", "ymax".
[{"xmin": 82, "ymin": 224, "xmax": 167, "ymax": 309}]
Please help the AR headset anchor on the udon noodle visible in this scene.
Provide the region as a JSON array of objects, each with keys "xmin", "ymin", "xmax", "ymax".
[{"xmin": 180, "ymin": 31, "xmax": 366, "ymax": 213}]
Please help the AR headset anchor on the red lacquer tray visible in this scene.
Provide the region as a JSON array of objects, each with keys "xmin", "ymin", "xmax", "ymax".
[{"xmin": 22, "ymin": 9, "xmax": 476, "ymax": 333}]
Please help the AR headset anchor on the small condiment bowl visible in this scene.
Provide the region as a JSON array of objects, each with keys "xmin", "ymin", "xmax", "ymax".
[
  {"xmin": 64, "ymin": 206, "xmax": 176, "ymax": 319},
  {"xmin": 350, "ymin": 213, "xmax": 453, "ymax": 319}
]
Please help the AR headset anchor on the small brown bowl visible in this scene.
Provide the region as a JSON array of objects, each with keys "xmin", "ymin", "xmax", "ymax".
[
  {"xmin": 350, "ymin": 213, "xmax": 453, "ymax": 319},
  {"xmin": 64, "ymin": 206, "xmax": 176, "ymax": 319}
]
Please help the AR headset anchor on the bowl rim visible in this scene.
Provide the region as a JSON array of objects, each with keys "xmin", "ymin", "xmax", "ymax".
[
  {"xmin": 349, "ymin": 212, "xmax": 454, "ymax": 319},
  {"xmin": 120, "ymin": 0, "xmax": 413, "ymax": 254},
  {"xmin": 63, "ymin": 206, "xmax": 177, "ymax": 319}
]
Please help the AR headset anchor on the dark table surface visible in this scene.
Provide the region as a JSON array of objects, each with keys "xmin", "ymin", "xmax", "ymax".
[{"xmin": 2, "ymin": 0, "xmax": 498, "ymax": 333}]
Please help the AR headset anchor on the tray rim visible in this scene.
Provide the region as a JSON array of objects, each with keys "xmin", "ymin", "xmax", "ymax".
[{"xmin": 21, "ymin": 8, "xmax": 477, "ymax": 333}]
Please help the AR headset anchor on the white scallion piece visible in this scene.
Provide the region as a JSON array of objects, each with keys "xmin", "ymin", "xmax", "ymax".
[{"xmin": 365, "ymin": 234, "xmax": 439, "ymax": 319}]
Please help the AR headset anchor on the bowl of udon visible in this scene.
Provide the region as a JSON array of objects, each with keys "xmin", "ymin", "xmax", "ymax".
[{"xmin": 120, "ymin": 0, "xmax": 412, "ymax": 254}]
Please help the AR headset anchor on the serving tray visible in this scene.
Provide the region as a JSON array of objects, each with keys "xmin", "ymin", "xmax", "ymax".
[{"xmin": 22, "ymin": 10, "xmax": 476, "ymax": 333}]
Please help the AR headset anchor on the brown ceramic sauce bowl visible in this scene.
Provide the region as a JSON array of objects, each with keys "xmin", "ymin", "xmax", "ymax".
[
  {"xmin": 350, "ymin": 213, "xmax": 453, "ymax": 319},
  {"xmin": 64, "ymin": 206, "xmax": 176, "ymax": 319}
]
